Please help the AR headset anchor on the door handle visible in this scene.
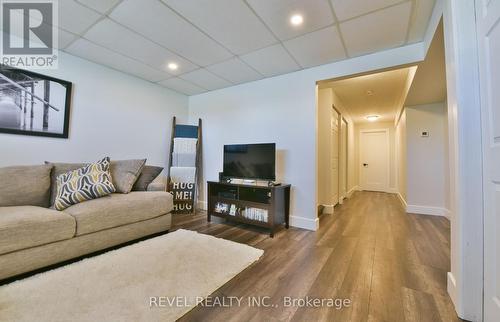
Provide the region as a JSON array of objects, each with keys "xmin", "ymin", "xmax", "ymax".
[{"xmin": 363, "ymin": 163, "xmax": 368, "ymax": 167}]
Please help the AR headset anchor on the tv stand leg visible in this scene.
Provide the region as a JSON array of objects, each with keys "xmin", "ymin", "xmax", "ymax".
[
  {"xmin": 270, "ymin": 225, "xmax": 277, "ymax": 238},
  {"xmin": 285, "ymin": 186, "xmax": 290, "ymax": 229},
  {"xmin": 207, "ymin": 213, "xmax": 211, "ymax": 222}
]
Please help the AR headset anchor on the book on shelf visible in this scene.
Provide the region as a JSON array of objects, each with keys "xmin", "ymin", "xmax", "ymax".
[{"xmin": 242, "ymin": 207, "xmax": 268, "ymax": 222}]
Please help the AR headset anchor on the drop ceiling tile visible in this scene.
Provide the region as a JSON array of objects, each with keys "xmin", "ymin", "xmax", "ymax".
[
  {"xmin": 110, "ymin": 0, "xmax": 232, "ymax": 66},
  {"xmin": 1, "ymin": 11, "xmax": 78, "ymax": 49},
  {"xmin": 162, "ymin": 0, "xmax": 276, "ymax": 55},
  {"xmin": 65, "ymin": 39, "xmax": 172, "ymax": 82},
  {"xmin": 330, "ymin": 0, "xmax": 403, "ymax": 21},
  {"xmin": 206, "ymin": 57, "xmax": 263, "ymax": 84},
  {"xmin": 283, "ymin": 26, "xmax": 346, "ymax": 68},
  {"xmin": 407, "ymin": 0, "xmax": 436, "ymax": 43},
  {"xmin": 3, "ymin": 0, "xmax": 101, "ymax": 36},
  {"xmin": 83, "ymin": 19, "xmax": 197, "ymax": 75},
  {"xmin": 179, "ymin": 68, "xmax": 232, "ymax": 91},
  {"xmin": 76, "ymin": 0, "xmax": 121, "ymax": 14},
  {"xmin": 239, "ymin": 44, "xmax": 300, "ymax": 77},
  {"xmin": 58, "ymin": 0, "xmax": 102, "ymax": 34},
  {"xmin": 158, "ymin": 77, "xmax": 207, "ymax": 95},
  {"xmin": 58, "ymin": 29, "xmax": 78, "ymax": 49},
  {"xmin": 246, "ymin": 0, "xmax": 335, "ymax": 41},
  {"xmin": 339, "ymin": 2, "xmax": 412, "ymax": 57}
]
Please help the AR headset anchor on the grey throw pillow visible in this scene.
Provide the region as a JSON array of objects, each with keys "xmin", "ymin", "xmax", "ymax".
[
  {"xmin": 0, "ymin": 165, "xmax": 53, "ymax": 207},
  {"xmin": 132, "ymin": 165, "xmax": 164, "ymax": 191},
  {"xmin": 110, "ymin": 159, "xmax": 146, "ymax": 193},
  {"xmin": 45, "ymin": 161, "xmax": 87, "ymax": 207}
]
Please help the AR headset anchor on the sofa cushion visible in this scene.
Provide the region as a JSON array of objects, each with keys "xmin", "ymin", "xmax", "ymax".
[
  {"xmin": 45, "ymin": 162, "xmax": 87, "ymax": 207},
  {"xmin": 0, "ymin": 206, "xmax": 76, "ymax": 255},
  {"xmin": 132, "ymin": 165, "xmax": 164, "ymax": 191},
  {"xmin": 54, "ymin": 157, "xmax": 116, "ymax": 211},
  {"xmin": 0, "ymin": 165, "xmax": 53, "ymax": 208},
  {"xmin": 110, "ymin": 159, "xmax": 146, "ymax": 193},
  {"xmin": 147, "ymin": 174, "xmax": 167, "ymax": 192},
  {"xmin": 63, "ymin": 192, "xmax": 173, "ymax": 236}
]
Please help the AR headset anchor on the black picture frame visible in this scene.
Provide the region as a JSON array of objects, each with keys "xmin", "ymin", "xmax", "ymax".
[{"xmin": 0, "ymin": 65, "xmax": 72, "ymax": 139}]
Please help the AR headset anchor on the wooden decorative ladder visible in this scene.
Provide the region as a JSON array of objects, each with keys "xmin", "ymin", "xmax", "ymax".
[{"xmin": 167, "ymin": 116, "xmax": 202, "ymax": 214}]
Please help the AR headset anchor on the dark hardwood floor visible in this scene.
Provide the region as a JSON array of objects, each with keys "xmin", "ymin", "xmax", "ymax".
[{"xmin": 174, "ymin": 191, "xmax": 462, "ymax": 322}]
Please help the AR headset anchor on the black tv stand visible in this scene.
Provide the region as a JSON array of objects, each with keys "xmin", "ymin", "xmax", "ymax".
[{"xmin": 207, "ymin": 181, "xmax": 291, "ymax": 237}]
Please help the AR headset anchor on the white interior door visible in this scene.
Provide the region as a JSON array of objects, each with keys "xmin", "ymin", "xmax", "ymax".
[
  {"xmin": 476, "ymin": 0, "xmax": 500, "ymax": 320},
  {"xmin": 331, "ymin": 108, "xmax": 339, "ymax": 204},
  {"xmin": 340, "ymin": 118, "xmax": 348, "ymax": 201},
  {"xmin": 359, "ymin": 129, "xmax": 389, "ymax": 192}
]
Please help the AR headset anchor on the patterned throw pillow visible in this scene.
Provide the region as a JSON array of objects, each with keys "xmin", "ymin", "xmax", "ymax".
[{"xmin": 54, "ymin": 157, "xmax": 116, "ymax": 210}]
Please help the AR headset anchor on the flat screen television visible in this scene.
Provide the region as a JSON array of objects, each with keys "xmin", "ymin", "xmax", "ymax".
[{"xmin": 223, "ymin": 143, "xmax": 276, "ymax": 180}]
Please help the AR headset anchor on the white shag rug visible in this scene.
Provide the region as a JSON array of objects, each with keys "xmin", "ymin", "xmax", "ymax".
[{"xmin": 0, "ymin": 229, "xmax": 263, "ymax": 322}]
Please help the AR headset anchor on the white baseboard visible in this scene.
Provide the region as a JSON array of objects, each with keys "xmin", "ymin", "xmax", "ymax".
[
  {"xmin": 357, "ymin": 186, "xmax": 397, "ymax": 194},
  {"xmin": 347, "ymin": 186, "xmax": 359, "ymax": 197},
  {"xmin": 397, "ymin": 193, "xmax": 407, "ymax": 208},
  {"xmin": 447, "ymin": 272, "xmax": 461, "ymax": 317},
  {"xmin": 443, "ymin": 209, "xmax": 451, "ymax": 220},
  {"xmin": 321, "ymin": 204, "xmax": 334, "ymax": 214},
  {"xmin": 197, "ymin": 200, "xmax": 207, "ymax": 210},
  {"xmin": 406, "ymin": 204, "xmax": 449, "ymax": 217},
  {"xmin": 290, "ymin": 215, "xmax": 319, "ymax": 231}
]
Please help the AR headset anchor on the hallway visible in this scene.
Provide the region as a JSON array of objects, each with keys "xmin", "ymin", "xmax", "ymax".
[
  {"xmin": 174, "ymin": 192, "xmax": 460, "ymax": 321},
  {"xmin": 302, "ymin": 191, "xmax": 457, "ymax": 321}
]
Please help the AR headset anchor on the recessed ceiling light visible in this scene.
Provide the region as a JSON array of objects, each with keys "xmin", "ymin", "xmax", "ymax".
[
  {"xmin": 167, "ymin": 63, "xmax": 178, "ymax": 71},
  {"xmin": 366, "ymin": 90, "xmax": 373, "ymax": 96},
  {"xmin": 366, "ymin": 115, "xmax": 380, "ymax": 122},
  {"xmin": 290, "ymin": 14, "xmax": 303, "ymax": 26}
]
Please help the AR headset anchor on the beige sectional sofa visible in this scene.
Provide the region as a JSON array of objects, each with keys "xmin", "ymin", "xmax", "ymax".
[{"xmin": 0, "ymin": 164, "xmax": 173, "ymax": 281}]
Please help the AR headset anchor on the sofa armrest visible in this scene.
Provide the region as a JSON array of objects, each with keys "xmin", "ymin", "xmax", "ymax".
[{"xmin": 147, "ymin": 174, "xmax": 168, "ymax": 192}]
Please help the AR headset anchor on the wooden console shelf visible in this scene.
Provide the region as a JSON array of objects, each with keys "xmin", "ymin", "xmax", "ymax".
[{"xmin": 207, "ymin": 181, "xmax": 291, "ymax": 237}]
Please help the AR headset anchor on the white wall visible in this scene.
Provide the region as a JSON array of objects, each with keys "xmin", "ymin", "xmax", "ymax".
[
  {"xmin": 395, "ymin": 110, "xmax": 407, "ymax": 204},
  {"xmin": 405, "ymin": 102, "xmax": 449, "ymax": 216},
  {"xmin": 317, "ymin": 88, "xmax": 333, "ymax": 208},
  {"xmin": 443, "ymin": 100, "xmax": 450, "ymax": 212},
  {"xmin": 355, "ymin": 121, "xmax": 397, "ymax": 192},
  {"xmin": 189, "ymin": 44, "xmax": 424, "ymax": 231},
  {"xmin": 317, "ymin": 88, "xmax": 357, "ymax": 213},
  {"xmin": 317, "ymin": 88, "xmax": 356, "ymax": 211},
  {"xmin": 442, "ymin": 0, "xmax": 484, "ymax": 319},
  {"xmin": 332, "ymin": 91, "xmax": 357, "ymax": 195},
  {"xmin": 0, "ymin": 51, "xmax": 188, "ymax": 168},
  {"xmin": 189, "ymin": 71, "xmax": 317, "ymax": 230}
]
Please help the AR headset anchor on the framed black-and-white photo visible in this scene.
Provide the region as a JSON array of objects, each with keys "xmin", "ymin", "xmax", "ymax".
[
  {"xmin": 0, "ymin": 65, "xmax": 72, "ymax": 138},
  {"xmin": 215, "ymin": 202, "xmax": 229, "ymax": 214}
]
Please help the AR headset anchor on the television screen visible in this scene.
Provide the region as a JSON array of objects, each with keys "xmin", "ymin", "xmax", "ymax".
[{"xmin": 223, "ymin": 143, "xmax": 276, "ymax": 180}]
